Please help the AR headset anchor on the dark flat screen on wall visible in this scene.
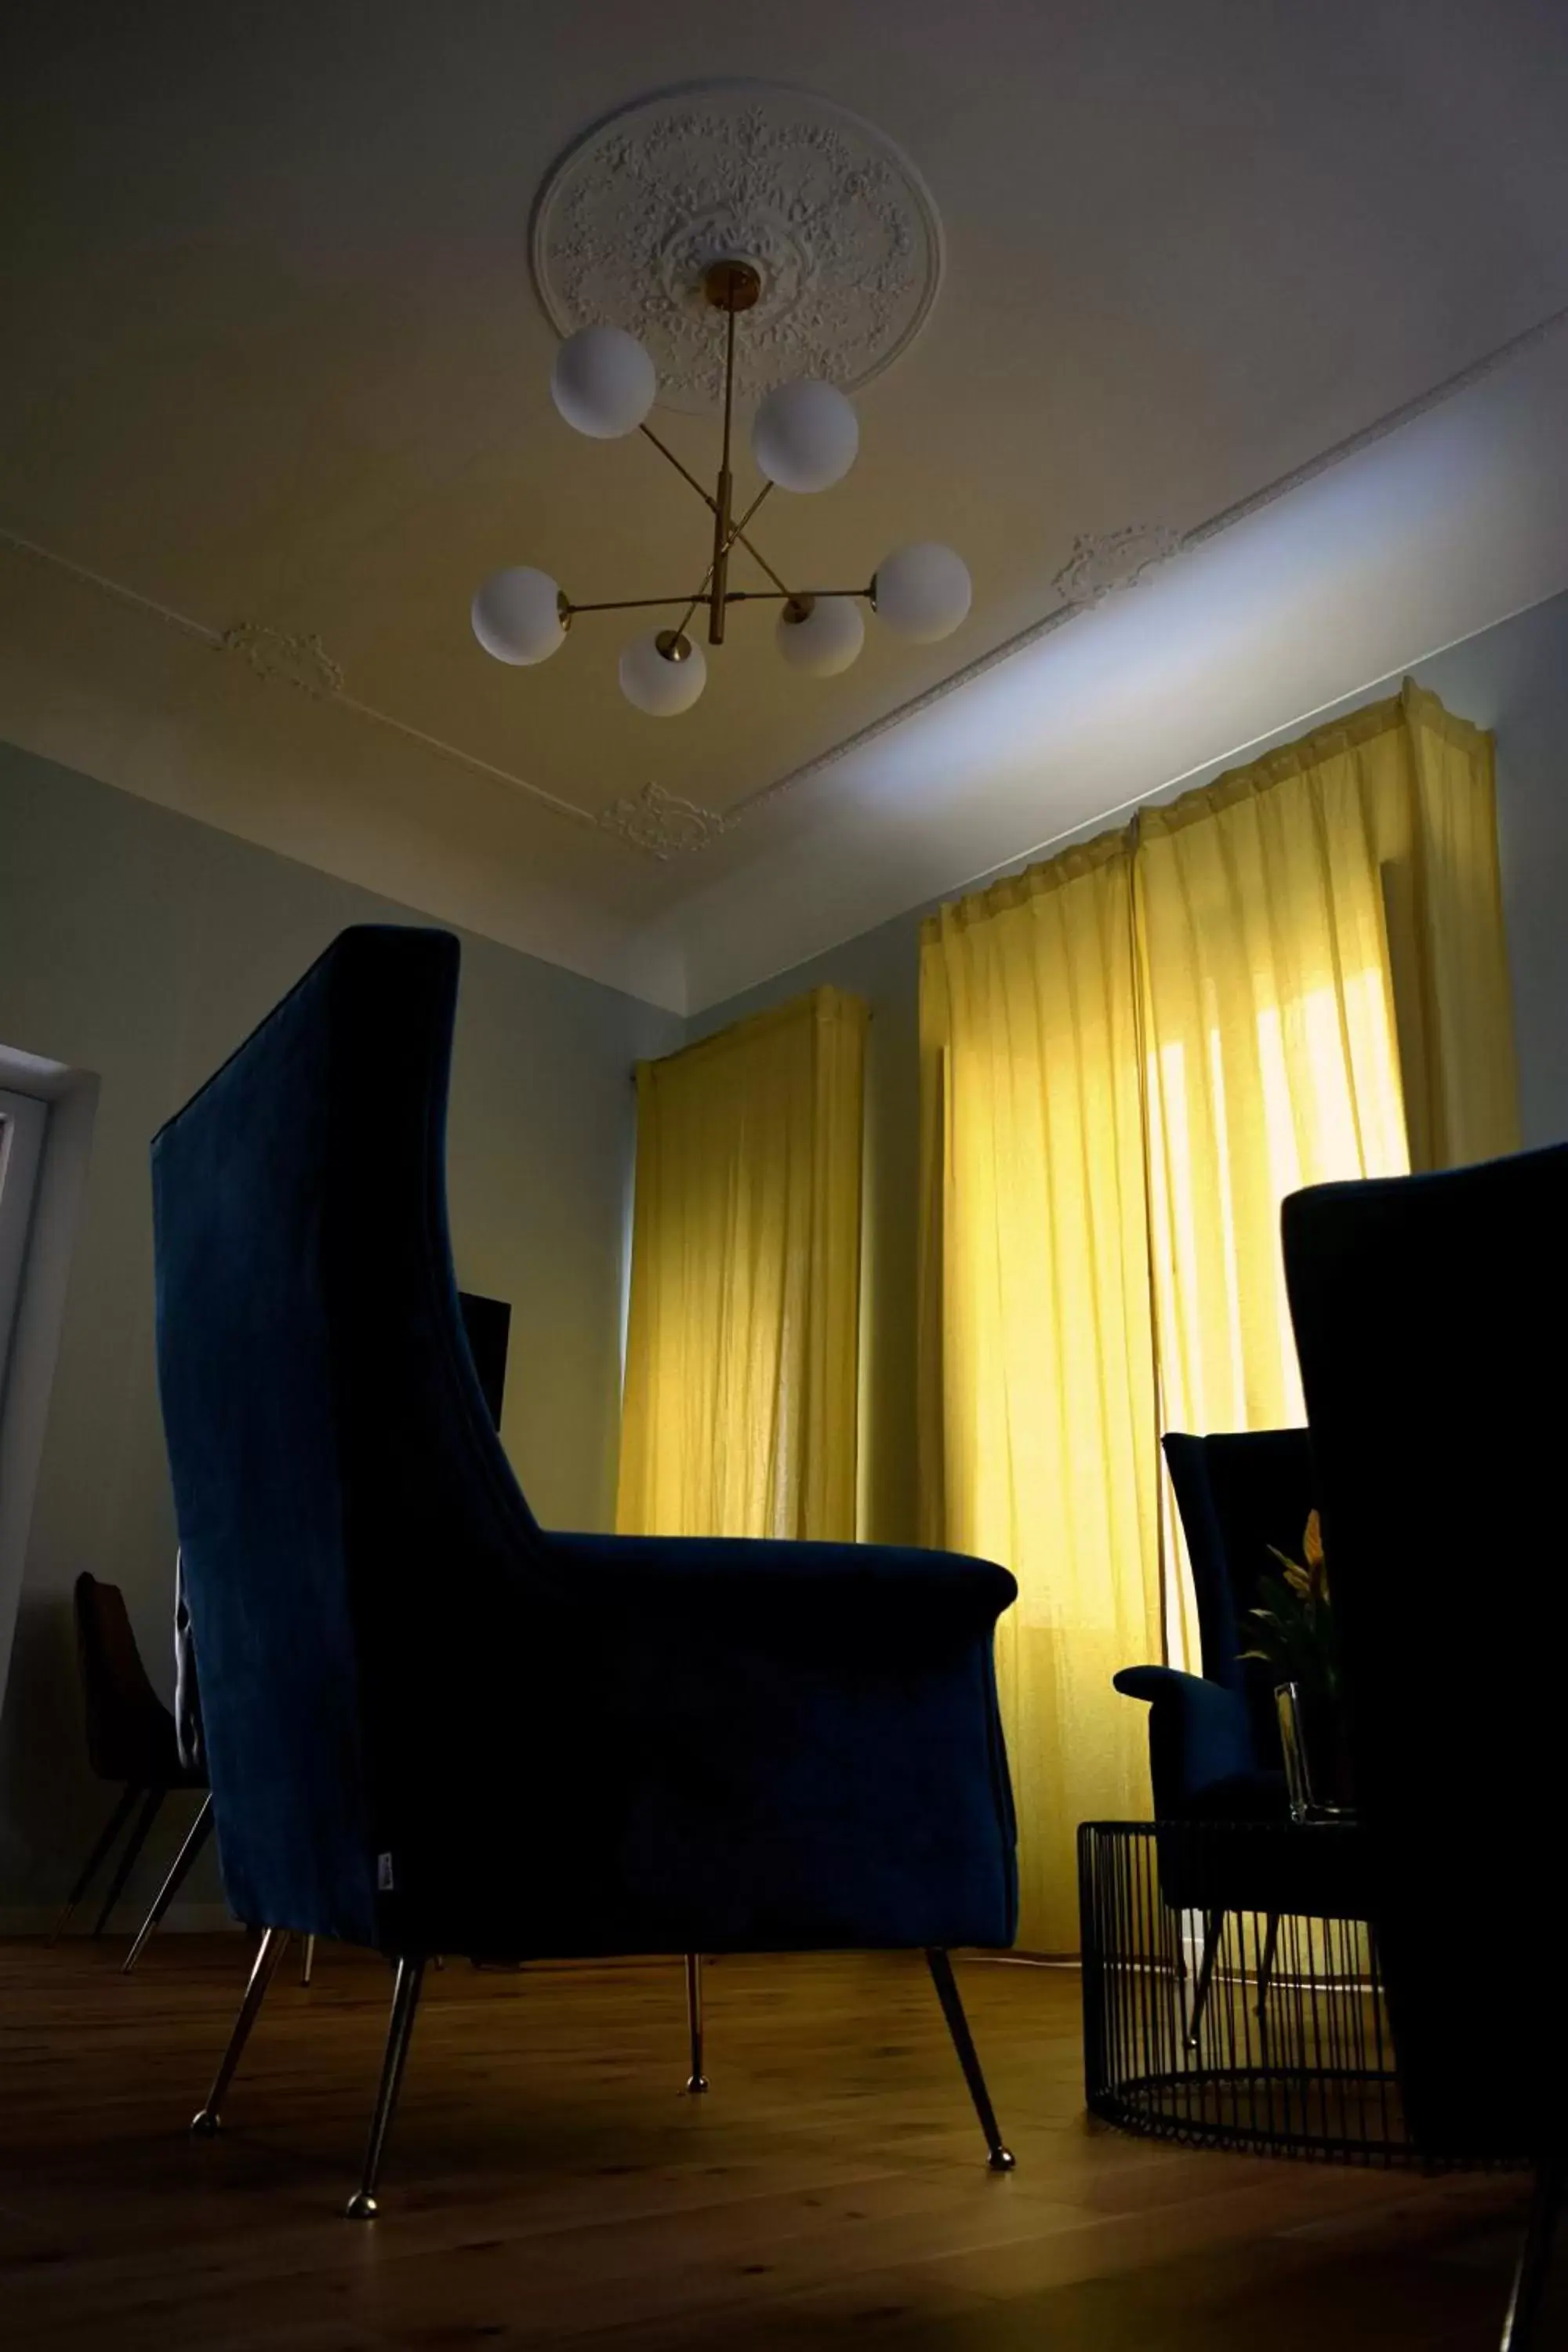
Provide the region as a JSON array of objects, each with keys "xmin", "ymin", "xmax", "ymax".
[{"xmin": 457, "ymin": 1291, "xmax": 510, "ymax": 1429}]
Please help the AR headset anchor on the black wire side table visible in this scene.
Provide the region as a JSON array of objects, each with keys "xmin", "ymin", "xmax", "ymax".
[{"xmin": 1078, "ymin": 1818, "xmax": 1413, "ymax": 2163}]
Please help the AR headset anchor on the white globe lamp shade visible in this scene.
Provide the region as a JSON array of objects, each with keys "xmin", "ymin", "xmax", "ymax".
[
  {"xmin": 776, "ymin": 594, "xmax": 865, "ymax": 677},
  {"xmin": 751, "ymin": 379, "xmax": 858, "ymax": 493},
  {"xmin": 872, "ymin": 543, "xmax": 972, "ymax": 642},
  {"xmin": 619, "ymin": 630, "xmax": 707, "ymax": 717},
  {"xmin": 550, "ymin": 325, "xmax": 657, "ymax": 440},
  {"xmin": 471, "ymin": 567, "xmax": 567, "ymax": 666}
]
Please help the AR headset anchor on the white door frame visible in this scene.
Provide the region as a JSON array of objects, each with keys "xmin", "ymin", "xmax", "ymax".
[{"xmin": 0, "ymin": 1087, "xmax": 49, "ymax": 1406}]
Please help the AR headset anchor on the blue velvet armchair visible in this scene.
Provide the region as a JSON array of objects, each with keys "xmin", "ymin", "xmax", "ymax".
[
  {"xmin": 1285, "ymin": 1145, "xmax": 1568, "ymax": 2350},
  {"xmin": 152, "ymin": 925, "xmax": 1018, "ymax": 2217},
  {"xmin": 1115, "ymin": 1428, "xmax": 1315, "ymax": 1820}
]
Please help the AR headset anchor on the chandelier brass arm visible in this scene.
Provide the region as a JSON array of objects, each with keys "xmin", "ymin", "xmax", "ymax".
[
  {"xmin": 563, "ymin": 430, "xmax": 808, "ymax": 644},
  {"xmin": 629, "ymin": 264, "xmax": 782, "ymax": 648},
  {"xmin": 470, "ymin": 255, "xmax": 971, "ymax": 713},
  {"xmin": 562, "ymin": 586, "xmax": 872, "ymax": 620},
  {"xmin": 640, "ymin": 426, "xmax": 790, "ymax": 597}
]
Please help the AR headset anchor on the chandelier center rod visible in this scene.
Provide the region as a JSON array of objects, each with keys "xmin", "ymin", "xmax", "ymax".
[{"xmin": 701, "ymin": 262, "xmax": 760, "ymax": 648}]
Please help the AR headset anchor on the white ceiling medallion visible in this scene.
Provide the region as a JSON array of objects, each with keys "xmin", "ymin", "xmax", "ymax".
[
  {"xmin": 596, "ymin": 781, "xmax": 735, "ymax": 858},
  {"xmin": 531, "ymin": 82, "xmax": 944, "ymax": 416}
]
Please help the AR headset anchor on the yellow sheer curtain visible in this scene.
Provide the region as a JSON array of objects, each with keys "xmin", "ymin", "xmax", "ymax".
[
  {"xmin": 1390, "ymin": 682, "xmax": 1520, "ymax": 1170},
  {"xmin": 617, "ymin": 987, "xmax": 868, "ymax": 1541},
  {"xmin": 919, "ymin": 840, "xmax": 1162, "ymax": 1953},
  {"xmin": 920, "ymin": 684, "xmax": 1518, "ymax": 1952}
]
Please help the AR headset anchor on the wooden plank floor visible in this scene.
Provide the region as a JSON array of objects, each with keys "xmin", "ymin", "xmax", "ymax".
[{"xmin": 0, "ymin": 1938, "xmax": 1548, "ymax": 2349}]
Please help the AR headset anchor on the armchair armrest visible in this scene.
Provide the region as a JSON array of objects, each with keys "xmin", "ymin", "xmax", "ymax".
[
  {"xmin": 544, "ymin": 1531, "xmax": 1016, "ymax": 1656},
  {"xmin": 1114, "ymin": 1664, "xmax": 1265, "ymax": 1817}
]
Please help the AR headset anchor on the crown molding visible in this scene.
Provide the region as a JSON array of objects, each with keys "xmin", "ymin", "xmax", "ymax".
[
  {"xmin": 719, "ymin": 297, "xmax": 1568, "ymax": 829},
  {"xmin": 0, "ymin": 524, "xmax": 603, "ymax": 837}
]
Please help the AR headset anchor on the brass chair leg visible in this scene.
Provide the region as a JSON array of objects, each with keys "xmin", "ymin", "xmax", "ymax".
[
  {"xmin": 924, "ymin": 1948, "xmax": 1014, "ymax": 2171},
  {"xmin": 345, "ymin": 1958, "xmax": 425, "ymax": 2220},
  {"xmin": 92, "ymin": 1786, "xmax": 165, "ymax": 1936},
  {"xmin": 123, "ymin": 1794, "xmax": 214, "ymax": 1973},
  {"xmin": 684, "ymin": 1952, "xmax": 709, "ymax": 2093},
  {"xmin": 191, "ymin": 1926, "xmax": 289, "ymax": 2135},
  {"xmin": 51, "ymin": 1786, "xmax": 140, "ymax": 1942},
  {"xmin": 300, "ymin": 1934, "xmax": 316, "ymax": 1987},
  {"xmin": 1501, "ymin": 2160, "xmax": 1565, "ymax": 2351}
]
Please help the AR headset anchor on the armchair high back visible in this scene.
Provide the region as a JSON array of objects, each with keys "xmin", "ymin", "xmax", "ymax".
[
  {"xmin": 1113, "ymin": 1430, "xmax": 1313, "ymax": 1824},
  {"xmin": 1285, "ymin": 1144, "xmax": 1568, "ymax": 2350},
  {"xmin": 154, "ymin": 926, "xmax": 1018, "ymax": 2216},
  {"xmin": 154, "ymin": 924, "xmax": 547, "ymax": 1959},
  {"xmin": 1164, "ymin": 1429, "xmax": 1317, "ymax": 1753}
]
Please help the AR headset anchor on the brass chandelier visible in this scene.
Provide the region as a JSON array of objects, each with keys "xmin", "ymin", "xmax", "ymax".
[{"xmin": 471, "ymin": 260, "xmax": 971, "ymax": 717}]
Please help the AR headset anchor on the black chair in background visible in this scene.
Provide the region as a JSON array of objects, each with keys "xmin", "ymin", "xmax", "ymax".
[
  {"xmin": 1164, "ymin": 1428, "xmax": 1318, "ymax": 1780},
  {"xmin": 1115, "ymin": 1429, "xmax": 1320, "ymax": 2038},
  {"xmin": 53, "ymin": 1572, "xmax": 212, "ymax": 1959},
  {"xmin": 1117, "ymin": 1428, "xmax": 1315, "ymax": 1822},
  {"xmin": 1286, "ymin": 1142, "xmax": 1568, "ymax": 2350}
]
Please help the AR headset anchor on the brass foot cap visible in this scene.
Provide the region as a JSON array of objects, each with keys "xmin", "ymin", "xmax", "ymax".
[
  {"xmin": 190, "ymin": 2110, "xmax": 220, "ymax": 2138},
  {"xmin": 988, "ymin": 2147, "xmax": 1017, "ymax": 2172},
  {"xmin": 344, "ymin": 2191, "xmax": 380, "ymax": 2221},
  {"xmin": 685, "ymin": 2075, "xmax": 710, "ymax": 2096}
]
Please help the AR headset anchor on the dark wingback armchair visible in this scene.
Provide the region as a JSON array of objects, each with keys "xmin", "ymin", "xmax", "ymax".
[
  {"xmin": 1285, "ymin": 1144, "xmax": 1568, "ymax": 2351},
  {"xmin": 153, "ymin": 925, "xmax": 1018, "ymax": 2217},
  {"xmin": 1115, "ymin": 1428, "xmax": 1314, "ymax": 1820}
]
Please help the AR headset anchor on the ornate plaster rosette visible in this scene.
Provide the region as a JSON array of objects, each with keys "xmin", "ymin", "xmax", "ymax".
[{"xmin": 531, "ymin": 82, "xmax": 944, "ymax": 415}]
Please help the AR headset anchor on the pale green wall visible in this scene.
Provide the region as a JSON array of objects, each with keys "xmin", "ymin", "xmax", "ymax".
[
  {"xmin": 0, "ymin": 739, "xmax": 678, "ymax": 1920},
  {"xmin": 688, "ymin": 589, "xmax": 1568, "ymax": 1548}
]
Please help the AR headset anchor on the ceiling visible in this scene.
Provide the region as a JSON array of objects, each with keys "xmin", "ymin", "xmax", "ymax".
[{"xmin": 3, "ymin": 0, "xmax": 1568, "ymax": 1011}]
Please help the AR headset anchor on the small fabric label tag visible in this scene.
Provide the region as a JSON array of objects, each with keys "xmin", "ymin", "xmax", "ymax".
[{"xmin": 376, "ymin": 1853, "xmax": 395, "ymax": 1892}]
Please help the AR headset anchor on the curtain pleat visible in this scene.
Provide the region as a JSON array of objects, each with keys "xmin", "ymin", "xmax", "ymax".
[{"xmin": 919, "ymin": 841, "xmax": 1161, "ymax": 1952}]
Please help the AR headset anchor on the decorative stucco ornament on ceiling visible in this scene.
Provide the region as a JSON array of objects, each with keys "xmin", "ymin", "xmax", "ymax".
[
  {"xmin": 218, "ymin": 620, "xmax": 343, "ymax": 698},
  {"xmin": 531, "ymin": 82, "xmax": 944, "ymax": 416},
  {"xmin": 1051, "ymin": 524, "xmax": 1184, "ymax": 610},
  {"xmin": 597, "ymin": 781, "xmax": 735, "ymax": 859}
]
